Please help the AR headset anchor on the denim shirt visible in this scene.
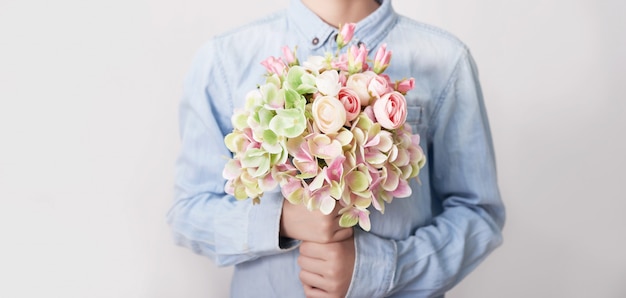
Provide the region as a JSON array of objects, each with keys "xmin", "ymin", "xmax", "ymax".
[{"xmin": 167, "ymin": 0, "xmax": 505, "ymax": 297}]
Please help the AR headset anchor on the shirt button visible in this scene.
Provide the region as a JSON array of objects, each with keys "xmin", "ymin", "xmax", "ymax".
[{"xmin": 312, "ymin": 37, "xmax": 319, "ymax": 45}]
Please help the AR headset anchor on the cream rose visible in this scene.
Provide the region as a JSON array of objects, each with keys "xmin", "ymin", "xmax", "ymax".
[
  {"xmin": 345, "ymin": 71, "xmax": 375, "ymax": 106},
  {"xmin": 311, "ymin": 95, "xmax": 347, "ymax": 134},
  {"xmin": 372, "ymin": 91, "xmax": 407, "ymax": 130}
]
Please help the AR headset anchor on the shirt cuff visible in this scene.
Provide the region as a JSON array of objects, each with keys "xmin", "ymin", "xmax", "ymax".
[
  {"xmin": 346, "ymin": 228, "xmax": 397, "ymax": 298},
  {"xmin": 248, "ymin": 191, "xmax": 300, "ymax": 254}
]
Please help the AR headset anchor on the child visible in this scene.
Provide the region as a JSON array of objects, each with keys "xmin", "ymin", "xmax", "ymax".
[{"xmin": 167, "ymin": 0, "xmax": 506, "ymax": 297}]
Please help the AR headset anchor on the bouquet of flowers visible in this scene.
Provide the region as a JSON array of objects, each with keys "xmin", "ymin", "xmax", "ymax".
[{"xmin": 222, "ymin": 23, "xmax": 426, "ymax": 231}]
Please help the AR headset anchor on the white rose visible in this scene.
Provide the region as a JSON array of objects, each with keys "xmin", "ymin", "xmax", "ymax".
[
  {"xmin": 346, "ymin": 71, "xmax": 376, "ymax": 106},
  {"xmin": 316, "ymin": 70, "xmax": 341, "ymax": 97}
]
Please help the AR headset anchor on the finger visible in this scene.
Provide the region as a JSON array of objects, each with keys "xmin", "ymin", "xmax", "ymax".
[
  {"xmin": 331, "ymin": 202, "xmax": 346, "ymax": 218},
  {"xmin": 332, "ymin": 227, "xmax": 353, "ymax": 242},
  {"xmin": 298, "ymin": 254, "xmax": 326, "ymax": 274},
  {"xmin": 302, "ymin": 285, "xmax": 329, "ymax": 298},
  {"xmin": 299, "ymin": 241, "xmax": 327, "ymax": 259},
  {"xmin": 299, "ymin": 269, "xmax": 326, "ymax": 291}
]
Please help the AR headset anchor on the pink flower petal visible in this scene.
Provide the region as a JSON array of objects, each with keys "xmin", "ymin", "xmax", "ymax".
[{"xmin": 391, "ymin": 179, "xmax": 412, "ymax": 198}]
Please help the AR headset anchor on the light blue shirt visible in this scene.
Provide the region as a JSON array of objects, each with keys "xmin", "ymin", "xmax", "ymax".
[{"xmin": 167, "ymin": 0, "xmax": 506, "ymax": 297}]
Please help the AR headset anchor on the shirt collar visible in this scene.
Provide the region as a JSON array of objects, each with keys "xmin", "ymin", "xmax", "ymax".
[{"xmin": 287, "ymin": 0, "xmax": 397, "ymax": 51}]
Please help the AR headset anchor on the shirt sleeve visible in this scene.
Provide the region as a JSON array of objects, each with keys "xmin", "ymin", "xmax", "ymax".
[
  {"xmin": 166, "ymin": 41, "xmax": 297, "ymax": 267},
  {"xmin": 346, "ymin": 49, "xmax": 506, "ymax": 297}
]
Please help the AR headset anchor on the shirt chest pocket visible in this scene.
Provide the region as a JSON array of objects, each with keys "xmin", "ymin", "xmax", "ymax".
[{"xmin": 405, "ymin": 105, "xmax": 423, "ymax": 127}]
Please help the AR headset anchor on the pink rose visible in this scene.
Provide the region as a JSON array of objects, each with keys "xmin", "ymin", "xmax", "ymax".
[
  {"xmin": 337, "ymin": 87, "xmax": 361, "ymax": 122},
  {"xmin": 260, "ymin": 56, "xmax": 286, "ymax": 75},
  {"xmin": 331, "ymin": 54, "xmax": 349, "ymax": 72},
  {"xmin": 396, "ymin": 78, "xmax": 415, "ymax": 94},
  {"xmin": 311, "ymin": 95, "xmax": 347, "ymax": 134},
  {"xmin": 336, "ymin": 23, "xmax": 356, "ymax": 48},
  {"xmin": 347, "ymin": 44, "xmax": 369, "ymax": 73},
  {"xmin": 372, "ymin": 43, "xmax": 392, "ymax": 74},
  {"xmin": 372, "ymin": 91, "xmax": 408, "ymax": 130},
  {"xmin": 367, "ymin": 74, "xmax": 392, "ymax": 99},
  {"xmin": 380, "ymin": 73, "xmax": 393, "ymax": 86},
  {"xmin": 281, "ymin": 45, "xmax": 297, "ymax": 65}
]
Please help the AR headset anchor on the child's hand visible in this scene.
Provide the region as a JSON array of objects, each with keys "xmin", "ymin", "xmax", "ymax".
[
  {"xmin": 280, "ymin": 200, "xmax": 353, "ymax": 243},
  {"xmin": 298, "ymin": 236, "xmax": 355, "ymax": 298}
]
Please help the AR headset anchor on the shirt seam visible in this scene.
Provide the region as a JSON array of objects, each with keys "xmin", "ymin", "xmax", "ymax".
[
  {"xmin": 427, "ymin": 49, "xmax": 467, "ymax": 140},
  {"xmin": 396, "ymin": 16, "xmax": 467, "ymax": 47},
  {"xmin": 367, "ymin": 14, "xmax": 399, "ymax": 51},
  {"xmin": 211, "ymin": 41, "xmax": 234, "ymax": 115},
  {"xmin": 384, "ymin": 240, "xmax": 399, "ymax": 295},
  {"xmin": 345, "ymin": 235, "xmax": 360, "ymax": 297}
]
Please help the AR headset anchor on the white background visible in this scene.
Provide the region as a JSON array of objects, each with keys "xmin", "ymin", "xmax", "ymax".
[{"xmin": 1, "ymin": 0, "xmax": 625, "ymax": 297}]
